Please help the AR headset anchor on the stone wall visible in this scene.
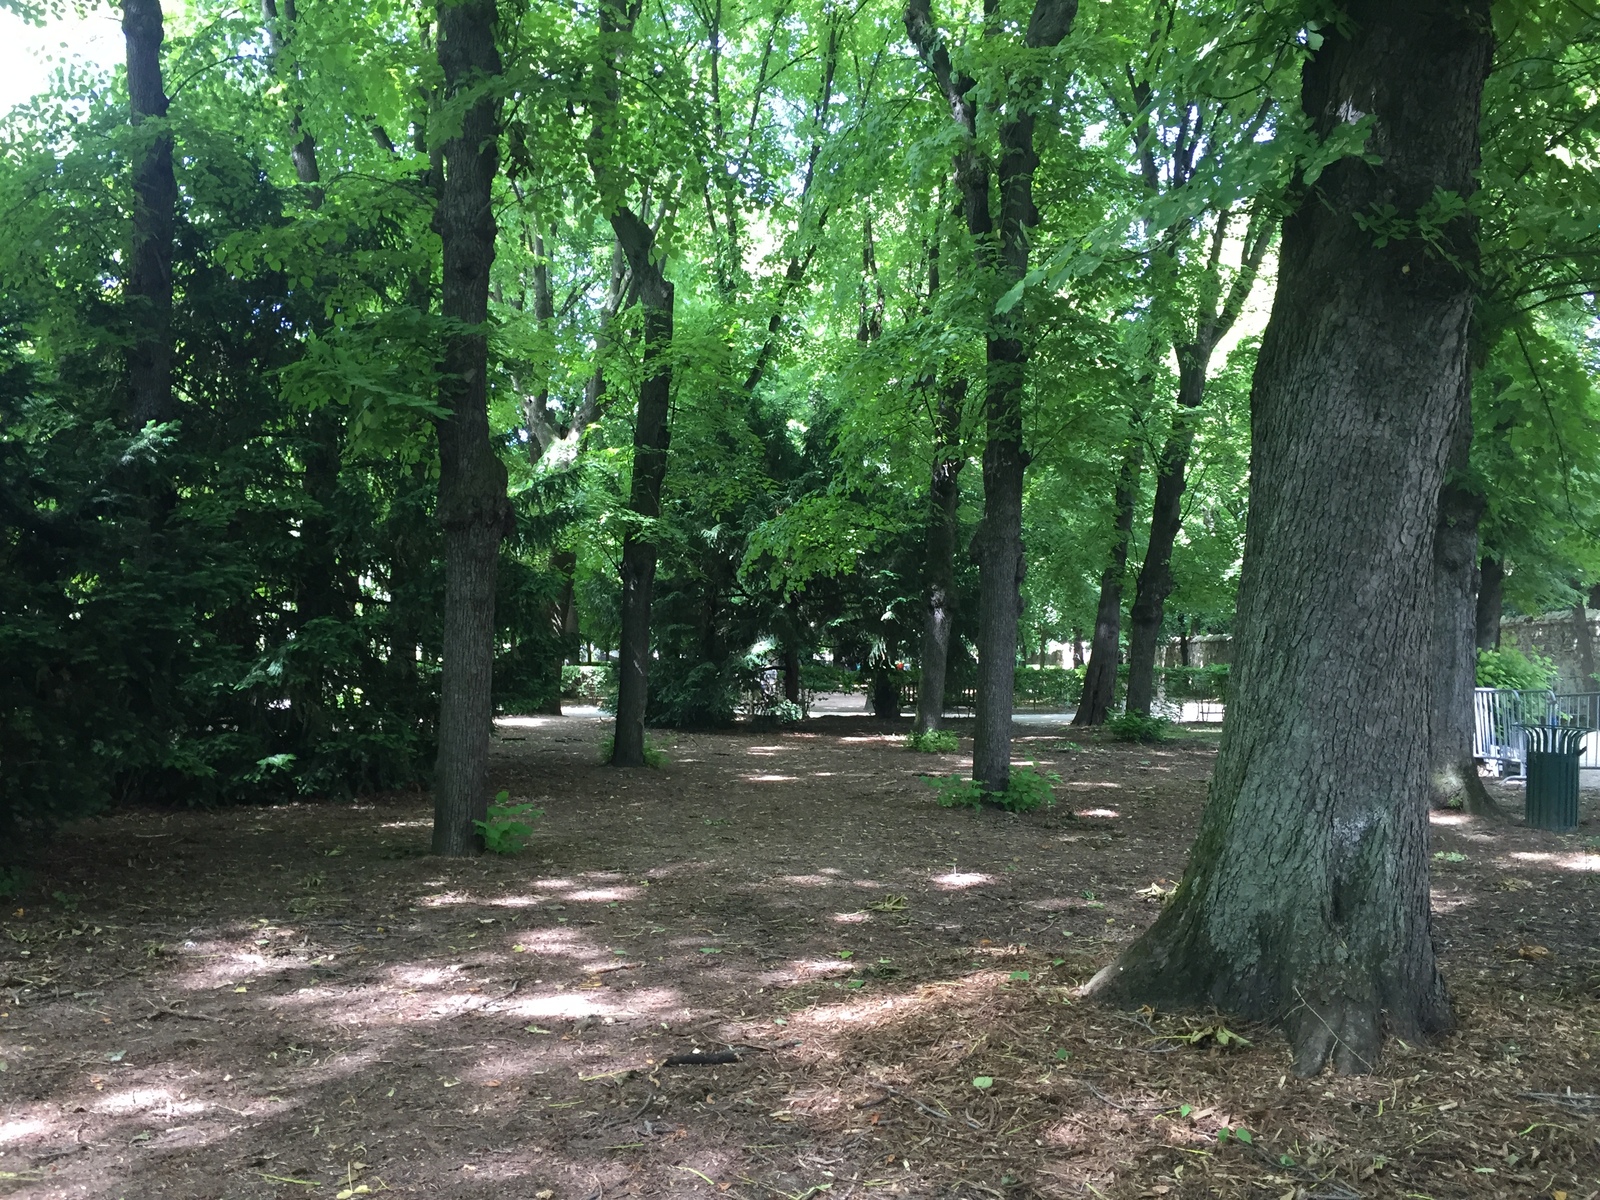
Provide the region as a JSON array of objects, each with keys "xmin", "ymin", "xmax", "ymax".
[
  {"xmin": 1499, "ymin": 609, "xmax": 1600, "ymax": 692},
  {"xmin": 1159, "ymin": 633, "xmax": 1233, "ymax": 669}
]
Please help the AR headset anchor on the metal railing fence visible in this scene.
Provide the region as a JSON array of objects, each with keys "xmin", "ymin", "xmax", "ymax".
[{"xmin": 1474, "ymin": 688, "xmax": 1600, "ymax": 772}]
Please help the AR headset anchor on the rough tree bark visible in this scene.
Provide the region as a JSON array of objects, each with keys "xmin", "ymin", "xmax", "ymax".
[
  {"xmin": 1086, "ymin": 0, "xmax": 1491, "ymax": 1075},
  {"xmin": 121, "ymin": 0, "xmax": 176, "ymax": 428},
  {"xmin": 1124, "ymin": 215, "xmax": 1271, "ymax": 716},
  {"xmin": 1073, "ymin": 441, "xmax": 1141, "ymax": 726},
  {"xmin": 905, "ymin": 0, "xmax": 1077, "ymax": 794},
  {"xmin": 430, "ymin": 0, "xmax": 510, "ymax": 856},
  {"xmin": 1475, "ymin": 557, "xmax": 1503, "ymax": 649},
  {"xmin": 1430, "ymin": 383, "xmax": 1500, "ymax": 818}
]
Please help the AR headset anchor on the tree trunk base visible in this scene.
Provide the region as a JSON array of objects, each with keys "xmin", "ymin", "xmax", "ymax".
[{"xmin": 1431, "ymin": 756, "xmax": 1503, "ymax": 820}]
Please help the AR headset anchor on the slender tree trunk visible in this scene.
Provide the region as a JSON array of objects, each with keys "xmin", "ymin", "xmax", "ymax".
[
  {"xmin": 430, "ymin": 0, "xmax": 508, "ymax": 857},
  {"xmin": 914, "ymin": 382, "xmax": 966, "ymax": 734},
  {"xmin": 1475, "ymin": 557, "xmax": 1502, "ymax": 650},
  {"xmin": 1125, "ymin": 218, "xmax": 1270, "ymax": 716},
  {"xmin": 1074, "ymin": 443, "xmax": 1141, "ymax": 726},
  {"xmin": 1087, "ymin": 0, "xmax": 1490, "ymax": 1075},
  {"xmin": 121, "ymin": 0, "xmax": 176, "ymax": 429},
  {"xmin": 1430, "ymin": 383, "xmax": 1499, "ymax": 817},
  {"xmin": 905, "ymin": 0, "xmax": 1076, "ymax": 793},
  {"xmin": 260, "ymin": 0, "xmax": 323, "ymax": 205},
  {"xmin": 783, "ymin": 644, "xmax": 801, "ymax": 705},
  {"xmin": 968, "ymin": 3, "xmax": 1076, "ymax": 794},
  {"xmin": 1573, "ymin": 601, "xmax": 1597, "ymax": 691},
  {"xmin": 610, "ymin": 218, "xmax": 673, "ymax": 766},
  {"xmin": 1124, "ymin": 360, "xmax": 1203, "ymax": 715}
]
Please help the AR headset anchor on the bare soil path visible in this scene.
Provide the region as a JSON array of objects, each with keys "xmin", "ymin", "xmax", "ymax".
[{"xmin": 1, "ymin": 714, "xmax": 1597, "ymax": 1199}]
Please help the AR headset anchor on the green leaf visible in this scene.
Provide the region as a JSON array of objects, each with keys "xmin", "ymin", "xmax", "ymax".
[{"xmin": 972, "ymin": 1076, "xmax": 994, "ymax": 1089}]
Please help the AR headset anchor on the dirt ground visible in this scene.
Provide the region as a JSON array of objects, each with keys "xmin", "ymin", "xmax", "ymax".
[{"xmin": 2, "ymin": 712, "xmax": 1598, "ymax": 1200}]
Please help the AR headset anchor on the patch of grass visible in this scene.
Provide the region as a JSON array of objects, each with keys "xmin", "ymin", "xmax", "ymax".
[{"xmin": 904, "ymin": 729, "xmax": 960, "ymax": 753}]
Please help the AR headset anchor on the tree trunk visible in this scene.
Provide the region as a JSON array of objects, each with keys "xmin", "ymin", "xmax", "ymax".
[
  {"xmin": 1124, "ymin": 216, "xmax": 1271, "ymax": 716},
  {"xmin": 260, "ymin": 0, "xmax": 323, "ymax": 205},
  {"xmin": 1124, "ymin": 362, "xmax": 1203, "ymax": 716},
  {"xmin": 1573, "ymin": 601, "xmax": 1597, "ymax": 691},
  {"xmin": 1430, "ymin": 384, "xmax": 1499, "ymax": 818},
  {"xmin": 783, "ymin": 644, "xmax": 801, "ymax": 705},
  {"xmin": 914, "ymin": 389, "xmax": 965, "ymax": 734},
  {"xmin": 1086, "ymin": 0, "xmax": 1490, "ymax": 1075},
  {"xmin": 121, "ymin": 0, "xmax": 176, "ymax": 429},
  {"xmin": 609, "ymin": 213, "xmax": 673, "ymax": 767},
  {"xmin": 1475, "ymin": 557, "xmax": 1502, "ymax": 650},
  {"xmin": 905, "ymin": 0, "xmax": 1076, "ymax": 794},
  {"xmin": 1074, "ymin": 443, "xmax": 1140, "ymax": 726},
  {"xmin": 430, "ymin": 0, "xmax": 508, "ymax": 857}
]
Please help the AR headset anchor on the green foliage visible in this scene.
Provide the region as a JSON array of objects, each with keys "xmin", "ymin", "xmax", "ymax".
[
  {"xmin": 1106, "ymin": 713, "xmax": 1175, "ymax": 743},
  {"xmin": 905, "ymin": 729, "xmax": 960, "ymax": 753},
  {"xmin": 561, "ymin": 664, "xmax": 616, "ymax": 705},
  {"xmin": 1014, "ymin": 667, "xmax": 1084, "ymax": 709},
  {"xmin": 926, "ymin": 774, "xmax": 984, "ymax": 809},
  {"xmin": 474, "ymin": 790, "xmax": 543, "ymax": 854},
  {"xmin": 1001, "ymin": 767, "xmax": 1061, "ymax": 814},
  {"xmin": 1476, "ymin": 647, "xmax": 1558, "ymax": 691},
  {"xmin": 924, "ymin": 765, "xmax": 1058, "ymax": 813},
  {"xmin": 1157, "ymin": 665, "xmax": 1230, "ymax": 701}
]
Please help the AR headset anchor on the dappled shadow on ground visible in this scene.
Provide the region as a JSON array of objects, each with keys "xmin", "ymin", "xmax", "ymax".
[{"xmin": 1, "ymin": 716, "xmax": 1597, "ymax": 1199}]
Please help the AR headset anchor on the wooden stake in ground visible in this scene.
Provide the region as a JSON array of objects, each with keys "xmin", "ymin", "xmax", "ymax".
[{"xmin": 1086, "ymin": 0, "xmax": 1493, "ymax": 1075}]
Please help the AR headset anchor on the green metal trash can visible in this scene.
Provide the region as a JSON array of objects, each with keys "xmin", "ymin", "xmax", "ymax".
[{"xmin": 1520, "ymin": 724, "xmax": 1588, "ymax": 833}]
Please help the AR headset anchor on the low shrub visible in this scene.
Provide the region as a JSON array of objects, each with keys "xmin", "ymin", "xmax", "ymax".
[
  {"xmin": 924, "ymin": 764, "xmax": 1059, "ymax": 813},
  {"xmin": 1106, "ymin": 712, "xmax": 1174, "ymax": 743},
  {"xmin": 905, "ymin": 729, "xmax": 960, "ymax": 753},
  {"xmin": 475, "ymin": 790, "xmax": 543, "ymax": 854},
  {"xmin": 1476, "ymin": 646, "xmax": 1558, "ymax": 690}
]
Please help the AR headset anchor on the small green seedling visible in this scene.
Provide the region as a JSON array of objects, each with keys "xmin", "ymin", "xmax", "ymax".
[{"xmin": 475, "ymin": 790, "xmax": 543, "ymax": 854}]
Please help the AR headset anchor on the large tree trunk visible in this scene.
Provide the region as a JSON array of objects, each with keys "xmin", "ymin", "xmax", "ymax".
[
  {"xmin": 1475, "ymin": 557, "xmax": 1502, "ymax": 650},
  {"xmin": 430, "ymin": 0, "xmax": 508, "ymax": 857},
  {"xmin": 1073, "ymin": 443, "xmax": 1141, "ymax": 726},
  {"xmin": 121, "ymin": 0, "xmax": 176, "ymax": 429},
  {"xmin": 1086, "ymin": 0, "xmax": 1491, "ymax": 1075},
  {"xmin": 1430, "ymin": 384, "xmax": 1500, "ymax": 818},
  {"xmin": 609, "ymin": 212, "xmax": 673, "ymax": 767}
]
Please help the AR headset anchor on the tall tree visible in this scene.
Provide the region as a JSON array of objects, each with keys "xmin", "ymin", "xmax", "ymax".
[
  {"xmin": 430, "ymin": 0, "xmax": 510, "ymax": 855},
  {"xmin": 905, "ymin": 0, "xmax": 1077, "ymax": 794},
  {"xmin": 912, "ymin": 212, "xmax": 968, "ymax": 734},
  {"xmin": 121, "ymin": 0, "xmax": 176, "ymax": 428},
  {"xmin": 1072, "ymin": 436, "xmax": 1140, "ymax": 726},
  {"xmin": 588, "ymin": 0, "xmax": 677, "ymax": 767},
  {"xmin": 1123, "ymin": 209, "xmax": 1271, "ymax": 715},
  {"xmin": 1087, "ymin": 0, "xmax": 1493, "ymax": 1075}
]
